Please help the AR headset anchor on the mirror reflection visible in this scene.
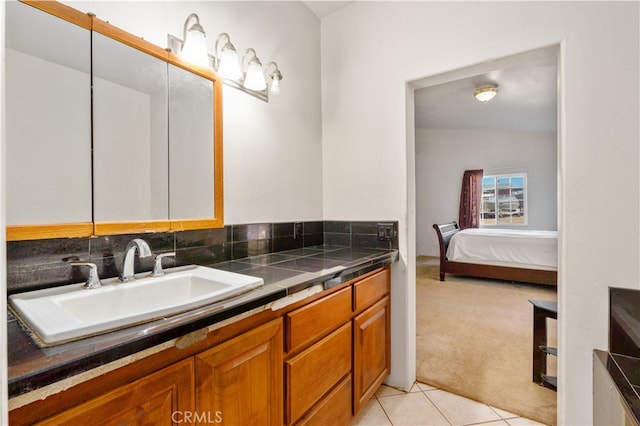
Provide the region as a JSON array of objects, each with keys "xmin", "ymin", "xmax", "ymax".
[
  {"xmin": 93, "ymin": 31, "xmax": 169, "ymax": 223},
  {"xmin": 5, "ymin": 1, "xmax": 92, "ymax": 227},
  {"xmin": 169, "ymin": 64, "xmax": 215, "ymax": 220}
]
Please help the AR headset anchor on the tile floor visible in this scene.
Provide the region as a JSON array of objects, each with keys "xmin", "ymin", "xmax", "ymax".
[{"xmin": 351, "ymin": 382, "xmax": 548, "ymax": 426}]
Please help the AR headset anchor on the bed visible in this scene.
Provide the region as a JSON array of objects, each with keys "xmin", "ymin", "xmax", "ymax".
[{"xmin": 432, "ymin": 221, "xmax": 557, "ymax": 286}]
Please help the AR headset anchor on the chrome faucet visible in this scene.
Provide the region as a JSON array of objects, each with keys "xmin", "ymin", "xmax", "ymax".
[
  {"xmin": 71, "ymin": 262, "xmax": 103, "ymax": 289},
  {"xmin": 151, "ymin": 252, "xmax": 176, "ymax": 277},
  {"xmin": 119, "ymin": 238, "xmax": 152, "ymax": 282}
]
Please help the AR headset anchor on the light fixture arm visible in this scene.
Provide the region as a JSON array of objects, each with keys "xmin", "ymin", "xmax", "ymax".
[
  {"xmin": 264, "ymin": 61, "xmax": 283, "ymax": 81},
  {"xmin": 242, "ymin": 48, "xmax": 261, "ymax": 71},
  {"xmin": 215, "ymin": 33, "xmax": 230, "ymax": 60},
  {"xmin": 182, "ymin": 13, "xmax": 205, "ymax": 44}
]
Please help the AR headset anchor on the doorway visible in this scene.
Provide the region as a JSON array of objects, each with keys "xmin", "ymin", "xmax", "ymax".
[{"xmin": 407, "ymin": 45, "xmax": 561, "ymax": 425}]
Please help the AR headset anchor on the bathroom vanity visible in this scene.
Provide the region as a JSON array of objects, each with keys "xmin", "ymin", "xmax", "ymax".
[{"xmin": 8, "ymin": 248, "xmax": 397, "ymax": 425}]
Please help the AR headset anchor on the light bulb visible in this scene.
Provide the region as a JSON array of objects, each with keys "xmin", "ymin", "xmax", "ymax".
[
  {"xmin": 244, "ymin": 58, "xmax": 267, "ymax": 91},
  {"xmin": 180, "ymin": 22, "xmax": 209, "ymax": 67},
  {"xmin": 474, "ymin": 86, "xmax": 499, "ymax": 103},
  {"xmin": 217, "ymin": 44, "xmax": 242, "ymax": 79},
  {"xmin": 270, "ymin": 76, "xmax": 281, "ymax": 95}
]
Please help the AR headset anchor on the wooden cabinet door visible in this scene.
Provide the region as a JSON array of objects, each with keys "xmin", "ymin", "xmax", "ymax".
[
  {"xmin": 353, "ymin": 296, "xmax": 390, "ymax": 415},
  {"xmin": 37, "ymin": 358, "xmax": 194, "ymax": 425},
  {"xmin": 195, "ymin": 318, "xmax": 283, "ymax": 426}
]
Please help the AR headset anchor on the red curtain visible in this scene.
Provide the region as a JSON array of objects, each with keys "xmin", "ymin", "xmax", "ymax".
[{"xmin": 458, "ymin": 169, "xmax": 483, "ymax": 229}]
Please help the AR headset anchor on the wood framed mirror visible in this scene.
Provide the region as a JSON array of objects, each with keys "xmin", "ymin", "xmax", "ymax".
[{"xmin": 5, "ymin": 0, "xmax": 224, "ymax": 240}]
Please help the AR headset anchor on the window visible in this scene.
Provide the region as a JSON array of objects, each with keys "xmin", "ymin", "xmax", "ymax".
[{"xmin": 481, "ymin": 174, "xmax": 527, "ymax": 226}]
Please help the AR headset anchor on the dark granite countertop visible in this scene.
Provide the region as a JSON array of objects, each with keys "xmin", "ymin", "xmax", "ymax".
[
  {"xmin": 595, "ymin": 349, "xmax": 640, "ymax": 424},
  {"xmin": 8, "ymin": 245, "xmax": 398, "ymax": 399}
]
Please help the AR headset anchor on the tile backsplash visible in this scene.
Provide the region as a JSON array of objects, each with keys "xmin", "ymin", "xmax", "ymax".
[{"xmin": 6, "ymin": 220, "xmax": 398, "ymax": 294}]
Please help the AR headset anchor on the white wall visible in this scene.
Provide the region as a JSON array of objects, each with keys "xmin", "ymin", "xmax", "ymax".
[
  {"xmin": 64, "ymin": 0, "xmax": 324, "ymax": 224},
  {"xmin": 321, "ymin": 2, "xmax": 639, "ymax": 424},
  {"xmin": 416, "ymin": 128, "xmax": 557, "ymax": 257}
]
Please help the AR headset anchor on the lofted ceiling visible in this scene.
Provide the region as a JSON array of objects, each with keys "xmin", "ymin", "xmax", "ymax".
[{"xmin": 415, "ymin": 60, "xmax": 558, "ymax": 133}]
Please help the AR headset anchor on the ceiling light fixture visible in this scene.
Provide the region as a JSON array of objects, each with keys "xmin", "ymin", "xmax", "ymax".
[
  {"xmin": 474, "ymin": 85, "xmax": 499, "ymax": 103},
  {"xmin": 167, "ymin": 15, "xmax": 283, "ymax": 102}
]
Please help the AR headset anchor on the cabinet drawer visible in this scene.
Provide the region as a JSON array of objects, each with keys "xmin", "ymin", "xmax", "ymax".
[
  {"xmin": 353, "ymin": 268, "xmax": 390, "ymax": 313},
  {"xmin": 286, "ymin": 322, "xmax": 352, "ymax": 424},
  {"xmin": 295, "ymin": 374, "xmax": 352, "ymax": 426},
  {"xmin": 286, "ymin": 286, "xmax": 352, "ymax": 353}
]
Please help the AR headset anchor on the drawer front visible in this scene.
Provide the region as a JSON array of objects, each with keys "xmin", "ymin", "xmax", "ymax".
[
  {"xmin": 353, "ymin": 268, "xmax": 390, "ymax": 313},
  {"xmin": 295, "ymin": 374, "xmax": 352, "ymax": 426},
  {"xmin": 286, "ymin": 286, "xmax": 352, "ymax": 353},
  {"xmin": 286, "ymin": 322, "xmax": 352, "ymax": 424}
]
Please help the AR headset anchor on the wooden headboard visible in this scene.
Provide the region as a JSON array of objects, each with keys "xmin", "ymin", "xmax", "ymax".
[
  {"xmin": 432, "ymin": 221, "xmax": 461, "ymax": 280},
  {"xmin": 433, "ymin": 221, "xmax": 460, "ymax": 281},
  {"xmin": 432, "ymin": 221, "xmax": 460, "ymax": 259}
]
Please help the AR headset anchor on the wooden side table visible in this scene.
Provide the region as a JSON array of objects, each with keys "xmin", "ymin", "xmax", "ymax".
[{"xmin": 529, "ymin": 299, "xmax": 558, "ymax": 391}]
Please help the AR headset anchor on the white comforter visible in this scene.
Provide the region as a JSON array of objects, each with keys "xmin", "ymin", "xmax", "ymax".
[{"xmin": 446, "ymin": 228, "xmax": 558, "ymax": 270}]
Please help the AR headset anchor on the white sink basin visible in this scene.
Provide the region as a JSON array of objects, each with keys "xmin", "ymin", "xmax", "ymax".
[{"xmin": 9, "ymin": 265, "xmax": 264, "ymax": 345}]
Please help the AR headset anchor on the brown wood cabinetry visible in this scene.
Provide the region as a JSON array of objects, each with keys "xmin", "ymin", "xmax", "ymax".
[
  {"xmin": 353, "ymin": 268, "xmax": 390, "ymax": 313},
  {"xmin": 296, "ymin": 374, "xmax": 353, "ymax": 426},
  {"xmin": 10, "ymin": 318, "xmax": 282, "ymax": 426},
  {"xmin": 284, "ymin": 267, "xmax": 391, "ymax": 424},
  {"xmin": 10, "ymin": 267, "xmax": 391, "ymax": 426},
  {"xmin": 195, "ymin": 318, "xmax": 283, "ymax": 426},
  {"xmin": 285, "ymin": 285, "xmax": 352, "ymax": 354},
  {"xmin": 286, "ymin": 322, "xmax": 352, "ymax": 424},
  {"xmin": 36, "ymin": 358, "xmax": 194, "ymax": 426},
  {"xmin": 354, "ymin": 295, "xmax": 391, "ymax": 414}
]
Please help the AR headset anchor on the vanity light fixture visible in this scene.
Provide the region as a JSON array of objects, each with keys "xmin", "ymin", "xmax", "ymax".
[
  {"xmin": 265, "ymin": 62, "xmax": 283, "ymax": 95},
  {"xmin": 473, "ymin": 85, "xmax": 499, "ymax": 103},
  {"xmin": 178, "ymin": 13, "xmax": 209, "ymax": 67},
  {"xmin": 242, "ymin": 48, "xmax": 267, "ymax": 91},
  {"xmin": 167, "ymin": 15, "xmax": 283, "ymax": 102},
  {"xmin": 214, "ymin": 32, "xmax": 242, "ymax": 80}
]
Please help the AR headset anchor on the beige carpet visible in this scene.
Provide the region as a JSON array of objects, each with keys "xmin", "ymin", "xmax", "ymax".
[{"xmin": 416, "ymin": 256, "xmax": 557, "ymax": 425}]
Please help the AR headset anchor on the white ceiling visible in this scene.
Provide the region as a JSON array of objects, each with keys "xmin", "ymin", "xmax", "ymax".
[
  {"xmin": 303, "ymin": 1, "xmax": 355, "ymax": 18},
  {"xmin": 415, "ymin": 60, "xmax": 558, "ymax": 133}
]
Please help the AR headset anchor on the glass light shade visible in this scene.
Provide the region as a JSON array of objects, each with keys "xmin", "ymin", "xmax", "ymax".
[
  {"xmin": 217, "ymin": 45, "xmax": 242, "ymax": 80},
  {"xmin": 270, "ymin": 76, "xmax": 281, "ymax": 95},
  {"xmin": 244, "ymin": 59, "xmax": 266, "ymax": 91},
  {"xmin": 180, "ymin": 27, "xmax": 209, "ymax": 67},
  {"xmin": 474, "ymin": 86, "xmax": 498, "ymax": 103}
]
